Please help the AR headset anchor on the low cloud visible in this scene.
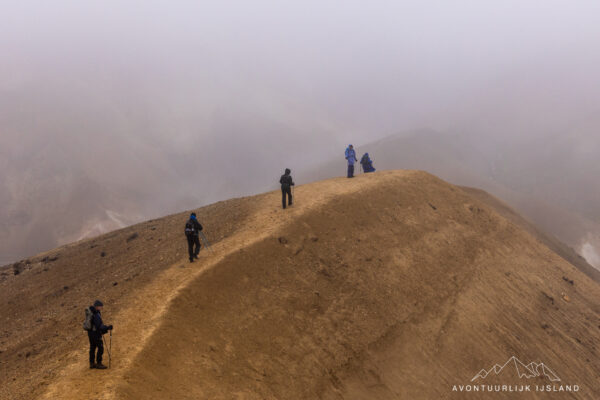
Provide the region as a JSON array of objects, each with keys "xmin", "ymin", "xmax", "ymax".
[
  {"xmin": 2, "ymin": 1, "xmax": 600, "ymax": 263},
  {"xmin": 580, "ymin": 239, "xmax": 600, "ymax": 269}
]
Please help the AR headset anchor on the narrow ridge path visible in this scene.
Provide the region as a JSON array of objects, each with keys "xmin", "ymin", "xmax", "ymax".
[{"xmin": 40, "ymin": 172, "xmax": 401, "ymax": 400}]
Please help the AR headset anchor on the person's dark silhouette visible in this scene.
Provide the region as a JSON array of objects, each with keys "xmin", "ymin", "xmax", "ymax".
[
  {"xmin": 279, "ymin": 168, "xmax": 295, "ymax": 209},
  {"xmin": 184, "ymin": 213, "xmax": 203, "ymax": 262},
  {"xmin": 85, "ymin": 300, "xmax": 113, "ymax": 369}
]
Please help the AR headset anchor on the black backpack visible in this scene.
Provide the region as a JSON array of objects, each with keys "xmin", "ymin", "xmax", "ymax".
[
  {"xmin": 280, "ymin": 174, "xmax": 292, "ymax": 187},
  {"xmin": 185, "ymin": 219, "xmax": 196, "ymax": 236}
]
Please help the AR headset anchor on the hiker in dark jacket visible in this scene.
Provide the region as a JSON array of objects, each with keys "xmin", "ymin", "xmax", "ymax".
[
  {"xmin": 87, "ymin": 300, "xmax": 112, "ymax": 369},
  {"xmin": 279, "ymin": 168, "xmax": 295, "ymax": 209},
  {"xmin": 185, "ymin": 212, "xmax": 203, "ymax": 262},
  {"xmin": 360, "ymin": 153, "xmax": 376, "ymax": 173}
]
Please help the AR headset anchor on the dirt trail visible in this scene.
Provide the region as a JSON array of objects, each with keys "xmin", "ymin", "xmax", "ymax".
[{"xmin": 39, "ymin": 172, "xmax": 392, "ymax": 400}]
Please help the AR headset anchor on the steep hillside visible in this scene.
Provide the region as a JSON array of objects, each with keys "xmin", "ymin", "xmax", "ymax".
[
  {"xmin": 1, "ymin": 171, "xmax": 599, "ymax": 400},
  {"xmin": 460, "ymin": 186, "xmax": 600, "ymax": 284}
]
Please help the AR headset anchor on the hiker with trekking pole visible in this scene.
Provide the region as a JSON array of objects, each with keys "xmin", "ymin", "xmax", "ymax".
[
  {"xmin": 279, "ymin": 168, "xmax": 295, "ymax": 209},
  {"xmin": 184, "ymin": 212, "xmax": 204, "ymax": 262},
  {"xmin": 83, "ymin": 300, "xmax": 113, "ymax": 369}
]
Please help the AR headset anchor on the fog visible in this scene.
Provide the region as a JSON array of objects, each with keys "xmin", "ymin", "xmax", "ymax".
[{"xmin": 1, "ymin": 1, "xmax": 600, "ymax": 266}]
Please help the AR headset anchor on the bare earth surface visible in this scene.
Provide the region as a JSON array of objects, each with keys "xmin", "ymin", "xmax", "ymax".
[{"xmin": 1, "ymin": 170, "xmax": 599, "ymax": 399}]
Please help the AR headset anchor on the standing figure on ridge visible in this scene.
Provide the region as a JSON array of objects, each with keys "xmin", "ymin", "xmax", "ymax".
[
  {"xmin": 280, "ymin": 168, "xmax": 295, "ymax": 209},
  {"xmin": 184, "ymin": 212, "xmax": 203, "ymax": 262},
  {"xmin": 345, "ymin": 144, "xmax": 358, "ymax": 178},
  {"xmin": 83, "ymin": 300, "xmax": 113, "ymax": 370}
]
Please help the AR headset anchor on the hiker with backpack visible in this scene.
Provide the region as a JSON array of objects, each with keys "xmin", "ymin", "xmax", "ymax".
[
  {"xmin": 185, "ymin": 212, "xmax": 203, "ymax": 262},
  {"xmin": 345, "ymin": 144, "xmax": 358, "ymax": 178},
  {"xmin": 360, "ymin": 153, "xmax": 376, "ymax": 173},
  {"xmin": 83, "ymin": 300, "xmax": 113, "ymax": 369},
  {"xmin": 279, "ymin": 168, "xmax": 295, "ymax": 209}
]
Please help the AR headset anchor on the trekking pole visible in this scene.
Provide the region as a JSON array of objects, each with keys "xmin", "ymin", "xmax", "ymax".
[
  {"xmin": 102, "ymin": 334, "xmax": 112, "ymax": 368},
  {"xmin": 199, "ymin": 232, "xmax": 215, "ymax": 254},
  {"xmin": 109, "ymin": 330, "xmax": 112, "ymax": 369}
]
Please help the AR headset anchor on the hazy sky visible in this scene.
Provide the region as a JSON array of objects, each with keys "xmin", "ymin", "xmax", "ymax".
[
  {"xmin": 1, "ymin": 1, "xmax": 600, "ymax": 263},
  {"xmin": 3, "ymin": 1, "xmax": 600, "ymax": 136}
]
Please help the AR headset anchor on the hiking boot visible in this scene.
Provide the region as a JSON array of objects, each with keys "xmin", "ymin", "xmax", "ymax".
[
  {"xmin": 189, "ymin": 258, "xmax": 194, "ymax": 263},
  {"xmin": 194, "ymin": 253, "xmax": 199, "ymax": 259},
  {"xmin": 95, "ymin": 363, "xmax": 108, "ymax": 370},
  {"xmin": 90, "ymin": 363, "xmax": 96, "ymax": 369}
]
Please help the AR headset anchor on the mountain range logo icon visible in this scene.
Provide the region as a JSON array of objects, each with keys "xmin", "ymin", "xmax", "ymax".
[{"xmin": 471, "ymin": 356, "xmax": 561, "ymax": 382}]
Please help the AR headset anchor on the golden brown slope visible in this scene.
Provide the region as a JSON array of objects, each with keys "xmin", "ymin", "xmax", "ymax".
[
  {"xmin": 460, "ymin": 186, "xmax": 600, "ymax": 283},
  {"xmin": 37, "ymin": 172, "xmax": 398, "ymax": 400},
  {"xmin": 0, "ymin": 194, "xmax": 264, "ymax": 400},
  {"xmin": 1, "ymin": 171, "xmax": 599, "ymax": 400},
  {"xmin": 114, "ymin": 171, "xmax": 600, "ymax": 400}
]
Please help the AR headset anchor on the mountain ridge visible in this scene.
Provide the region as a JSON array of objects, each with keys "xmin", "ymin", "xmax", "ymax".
[{"xmin": 1, "ymin": 170, "xmax": 599, "ymax": 399}]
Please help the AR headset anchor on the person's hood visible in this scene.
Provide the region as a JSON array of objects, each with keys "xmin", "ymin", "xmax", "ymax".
[{"xmin": 284, "ymin": 168, "xmax": 291, "ymax": 175}]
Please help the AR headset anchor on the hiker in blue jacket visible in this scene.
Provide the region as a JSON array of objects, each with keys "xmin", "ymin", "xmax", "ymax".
[
  {"xmin": 360, "ymin": 153, "xmax": 376, "ymax": 173},
  {"xmin": 345, "ymin": 144, "xmax": 358, "ymax": 178}
]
